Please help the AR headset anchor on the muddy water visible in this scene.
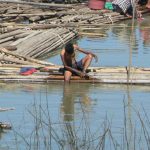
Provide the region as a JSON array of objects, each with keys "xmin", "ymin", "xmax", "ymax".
[{"xmin": 0, "ymin": 15, "xmax": 150, "ymax": 150}]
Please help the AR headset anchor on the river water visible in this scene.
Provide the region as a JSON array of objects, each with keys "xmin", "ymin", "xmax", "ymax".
[{"xmin": 0, "ymin": 15, "xmax": 150, "ymax": 150}]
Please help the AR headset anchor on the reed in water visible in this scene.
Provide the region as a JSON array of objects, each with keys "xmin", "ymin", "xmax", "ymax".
[{"xmin": 11, "ymin": 94, "xmax": 150, "ymax": 150}]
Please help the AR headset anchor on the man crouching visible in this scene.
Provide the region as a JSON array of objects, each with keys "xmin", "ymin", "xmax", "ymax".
[{"xmin": 60, "ymin": 42, "xmax": 98, "ymax": 82}]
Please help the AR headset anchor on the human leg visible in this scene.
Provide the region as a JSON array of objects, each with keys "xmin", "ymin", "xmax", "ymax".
[
  {"xmin": 81, "ymin": 54, "xmax": 93, "ymax": 72},
  {"xmin": 64, "ymin": 70, "xmax": 72, "ymax": 82},
  {"xmin": 125, "ymin": 5, "xmax": 133, "ymax": 18}
]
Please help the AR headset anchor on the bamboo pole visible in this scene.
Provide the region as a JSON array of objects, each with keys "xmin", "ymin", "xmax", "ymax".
[
  {"xmin": 0, "ymin": 29, "xmax": 24, "ymax": 40},
  {"xmin": 0, "ymin": 0, "xmax": 73, "ymax": 9},
  {"xmin": 28, "ymin": 29, "xmax": 77, "ymax": 58},
  {"xmin": 0, "ymin": 48, "xmax": 54, "ymax": 66}
]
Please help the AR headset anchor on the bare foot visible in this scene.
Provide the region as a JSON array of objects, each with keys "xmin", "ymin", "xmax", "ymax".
[
  {"xmin": 137, "ymin": 11, "xmax": 142, "ymax": 18},
  {"xmin": 125, "ymin": 13, "xmax": 132, "ymax": 18}
]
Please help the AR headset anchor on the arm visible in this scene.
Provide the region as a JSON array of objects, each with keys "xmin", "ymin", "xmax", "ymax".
[
  {"xmin": 74, "ymin": 44, "xmax": 98, "ymax": 62},
  {"xmin": 64, "ymin": 66, "xmax": 90, "ymax": 79},
  {"xmin": 60, "ymin": 49, "xmax": 67, "ymax": 67}
]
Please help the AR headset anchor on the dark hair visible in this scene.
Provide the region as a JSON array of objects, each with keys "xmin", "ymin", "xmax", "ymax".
[{"xmin": 65, "ymin": 43, "xmax": 74, "ymax": 55}]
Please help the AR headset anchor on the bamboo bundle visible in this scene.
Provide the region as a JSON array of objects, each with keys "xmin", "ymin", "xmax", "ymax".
[
  {"xmin": 0, "ymin": 29, "xmax": 24, "ymax": 39},
  {"xmin": 10, "ymin": 30, "xmax": 43, "ymax": 46},
  {"xmin": 30, "ymin": 29, "xmax": 77, "ymax": 58},
  {"xmin": 0, "ymin": 32, "xmax": 31, "ymax": 44},
  {"xmin": 12, "ymin": 28, "xmax": 78, "ymax": 58},
  {"xmin": 0, "ymin": 29, "xmax": 40, "ymax": 48}
]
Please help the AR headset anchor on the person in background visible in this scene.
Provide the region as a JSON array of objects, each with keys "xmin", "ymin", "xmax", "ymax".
[
  {"xmin": 60, "ymin": 42, "xmax": 98, "ymax": 82},
  {"xmin": 112, "ymin": 0, "xmax": 141, "ymax": 18}
]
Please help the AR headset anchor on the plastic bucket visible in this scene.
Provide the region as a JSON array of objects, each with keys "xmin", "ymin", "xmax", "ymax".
[{"xmin": 88, "ymin": 0, "xmax": 105, "ymax": 10}]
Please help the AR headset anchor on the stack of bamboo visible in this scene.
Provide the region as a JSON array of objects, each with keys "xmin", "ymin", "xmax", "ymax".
[
  {"xmin": 14, "ymin": 28, "xmax": 78, "ymax": 58},
  {"xmin": 0, "ymin": 27, "xmax": 78, "ymax": 58}
]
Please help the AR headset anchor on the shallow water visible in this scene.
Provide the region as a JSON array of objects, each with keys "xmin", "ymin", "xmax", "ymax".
[
  {"xmin": 47, "ymin": 15, "xmax": 150, "ymax": 68},
  {"xmin": 0, "ymin": 15, "xmax": 150, "ymax": 150}
]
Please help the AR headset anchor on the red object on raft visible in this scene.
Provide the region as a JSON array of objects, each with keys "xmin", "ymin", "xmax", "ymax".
[{"xmin": 88, "ymin": 0, "xmax": 105, "ymax": 10}]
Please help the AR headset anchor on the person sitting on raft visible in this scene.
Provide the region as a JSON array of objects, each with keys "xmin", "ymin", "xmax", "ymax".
[
  {"xmin": 112, "ymin": 0, "xmax": 142, "ymax": 18},
  {"xmin": 60, "ymin": 42, "xmax": 98, "ymax": 82}
]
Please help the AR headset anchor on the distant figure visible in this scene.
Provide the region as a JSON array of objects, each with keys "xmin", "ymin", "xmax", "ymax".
[
  {"xmin": 60, "ymin": 42, "xmax": 97, "ymax": 82},
  {"xmin": 112, "ymin": 0, "xmax": 141, "ymax": 18}
]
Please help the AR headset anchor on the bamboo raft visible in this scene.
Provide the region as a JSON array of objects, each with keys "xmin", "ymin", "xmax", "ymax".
[
  {"xmin": 0, "ymin": 65, "xmax": 150, "ymax": 85},
  {"xmin": 0, "ymin": 48, "xmax": 149, "ymax": 85},
  {"xmin": 0, "ymin": 1, "xmax": 149, "ymax": 85}
]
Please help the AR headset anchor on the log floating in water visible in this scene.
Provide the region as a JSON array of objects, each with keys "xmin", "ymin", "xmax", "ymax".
[{"xmin": 0, "ymin": 107, "xmax": 15, "ymax": 112}]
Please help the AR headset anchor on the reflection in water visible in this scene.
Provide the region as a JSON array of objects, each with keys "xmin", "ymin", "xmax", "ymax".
[
  {"xmin": 139, "ymin": 18, "xmax": 150, "ymax": 46},
  {"xmin": 126, "ymin": 85, "xmax": 133, "ymax": 150},
  {"xmin": 0, "ymin": 130, "xmax": 7, "ymax": 140},
  {"xmin": 61, "ymin": 83, "xmax": 92, "ymax": 122},
  {"xmin": 61, "ymin": 83, "xmax": 74, "ymax": 122},
  {"xmin": 0, "ymin": 82, "xmax": 150, "ymax": 149}
]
